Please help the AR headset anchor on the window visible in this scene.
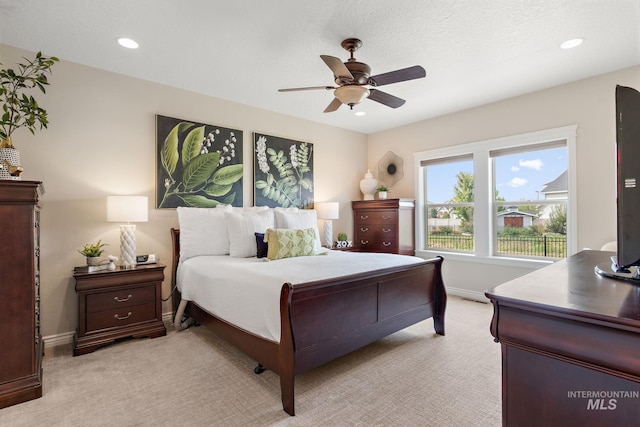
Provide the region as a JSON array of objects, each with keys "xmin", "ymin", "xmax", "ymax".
[{"xmin": 415, "ymin": 126, "xmax": 577, "ymax": 266}]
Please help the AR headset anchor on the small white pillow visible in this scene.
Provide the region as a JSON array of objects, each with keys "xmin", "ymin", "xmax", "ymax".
[
  {"xmin": 177, "ymin": 206, "xmax": 232, "ymax": 260},
  {"xmin": 225, "ymin": 209, "xmax": 275, "ymax": 257},
  {"xmin": 217, "ymin": 205, "xmax": 270, "ymax": 212},
  {"xmin": 273, "ymin": 209, "xmax": 322, "ymax": 252}
]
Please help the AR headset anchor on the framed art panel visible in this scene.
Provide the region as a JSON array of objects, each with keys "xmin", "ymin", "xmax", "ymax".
[
  {"xmin": 156, "ymin": 115, "xmax": 243, "ymax": 208},
  {"xmin": 253, "ymin": 133, "xmax": 313, "ymax": 208}
]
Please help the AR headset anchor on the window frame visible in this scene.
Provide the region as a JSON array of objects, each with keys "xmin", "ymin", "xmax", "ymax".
[{"xmin": 414, "ymin": 125, "xmax": 577, "ymax": 268}]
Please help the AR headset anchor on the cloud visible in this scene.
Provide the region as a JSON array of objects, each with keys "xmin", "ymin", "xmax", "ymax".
[
  {"xmin": 511, "ymin": 166, "xmax": 520, "ymax": 172},
  {"xmin": 519, "ymin": 158, "xmax": 543, "ymax": 170},
  {"xmin": 508, "ymin": 177, "xmax": 528, "ymax": 188}
]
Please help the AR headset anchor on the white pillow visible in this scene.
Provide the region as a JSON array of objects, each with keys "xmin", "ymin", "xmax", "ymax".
[
  {"xmin": 225, "ymin": 209, "xmax": 275, "ymax": 257},
  {"xmin": 177, "ymin": 206, "xmax": 232, "ymax": 260},
  {"xmin": 217, "ymin": 205, "xmax": 270, "ymax": 212},
  {"xmin": 273, "ymin": 209, "xmax": 322, "ymax": 252}
]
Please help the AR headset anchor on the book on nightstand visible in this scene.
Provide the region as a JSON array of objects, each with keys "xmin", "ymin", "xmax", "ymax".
[{"xmin": 74, "ymin": 264, "xmax": 113, "ymax": 273}]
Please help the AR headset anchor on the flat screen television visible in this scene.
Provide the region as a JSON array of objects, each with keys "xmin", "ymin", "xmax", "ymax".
[{"xmin": 596, "ymin": 85, "xmax": 640, "ymax": 282}]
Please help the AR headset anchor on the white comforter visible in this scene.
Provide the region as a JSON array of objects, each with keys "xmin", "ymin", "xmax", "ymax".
[{"xmin": 177, "ymin": 250, "xmax": 424, "ymax": 342}]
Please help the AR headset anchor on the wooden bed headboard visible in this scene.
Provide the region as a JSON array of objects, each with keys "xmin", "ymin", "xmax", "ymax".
[{"xmin": 170, "ymin": 228, "xmax": 180, "ymax": 315}]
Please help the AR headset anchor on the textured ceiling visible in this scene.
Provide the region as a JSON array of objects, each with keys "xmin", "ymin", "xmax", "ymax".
[{"xmin": 1, "ymin": 0, "xmax": 639, "ymax": 134}]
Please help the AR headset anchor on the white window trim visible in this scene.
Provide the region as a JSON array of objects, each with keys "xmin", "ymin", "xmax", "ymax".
[{"xmin": 414, "ymin": 125, "xmax": 577, "ymax": 268}]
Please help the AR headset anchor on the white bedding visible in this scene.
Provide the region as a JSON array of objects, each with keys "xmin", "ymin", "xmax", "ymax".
[{"xmin": 177, "ymin": 250, "xmax": 424, "ymax": 342}]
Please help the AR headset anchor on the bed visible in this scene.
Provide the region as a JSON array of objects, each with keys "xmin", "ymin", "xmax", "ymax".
[{"xmin": 170, "ymin": 212, "xmax": 446, "ymax": 416}]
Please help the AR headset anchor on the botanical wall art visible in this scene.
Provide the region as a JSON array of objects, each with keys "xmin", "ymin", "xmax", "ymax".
[
  {"xmin": 253, "ymin": 133, "xmax": 313, "ymax": 208},
  {"xmin": 156, "ymin": 115, "xmax": 243, "ymax": 208}
]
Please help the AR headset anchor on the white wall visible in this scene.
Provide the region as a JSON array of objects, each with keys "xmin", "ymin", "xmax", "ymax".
[
  {"xmin": 368, "ymin": 65, "xmax": 640, "ymax": 297},
  {"xmin": 1, "ymin": 44, "xmax": 368, "ymax": 338}
]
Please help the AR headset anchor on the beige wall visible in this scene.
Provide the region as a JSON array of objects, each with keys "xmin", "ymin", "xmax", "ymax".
[
  {"xmin": 1, "ymin": 44, "xmax": 368, "ymax": 338},
  {"xmin": 4, "ymin": 41, "xmax": 639, "ymax": 337},
  {"xmin": 368, "ymin": 65, "xmax": 640, "ymax": 295}
]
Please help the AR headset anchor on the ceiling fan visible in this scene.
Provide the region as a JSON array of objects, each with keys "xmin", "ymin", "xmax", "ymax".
[{"xmin": 278, "ymin": 38, "xmax": 426, "ymax": 113}]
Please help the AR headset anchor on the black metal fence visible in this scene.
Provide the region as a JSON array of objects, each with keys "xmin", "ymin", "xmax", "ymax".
[{"xmin": 428, "ymin": 234, "xmax": 566, "ymax": 258}]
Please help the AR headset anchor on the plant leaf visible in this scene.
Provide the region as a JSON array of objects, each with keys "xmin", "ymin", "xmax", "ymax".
[
  {"xmin": 204, "ymin": 182, "xmax": 233, "ymax": 197},
  {"xmin": 179, "ymin": 195, "xmax": 221, "ymax": 208},
  {"xmin": 212, "ymin": 164, "xmax": 243, "ymax": 185},
  {"xmin": 182, "ymin": 126, "xmax": 205, "ymax": 167},
  {"xmin": 161, "ymin": 123, "xmax": 185, "ymax": 177},
  {"xmin": 221, "ymin": 192, "xmax": 236, "ymax": 205},
  {"xmin": 182, "ymin": 152, "xmax": 220, "ymax": 189}
]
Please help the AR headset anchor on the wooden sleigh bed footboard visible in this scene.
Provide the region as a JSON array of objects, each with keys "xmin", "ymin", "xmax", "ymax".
[{"xmin": 170, "ymin": 228, "xmax": 446, "ymax": 416}]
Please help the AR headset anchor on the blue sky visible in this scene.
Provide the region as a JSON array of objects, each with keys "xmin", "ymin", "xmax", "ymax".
[{"xmin": 426, "ymin": 147, "xmax": 567, "ymax": 203}]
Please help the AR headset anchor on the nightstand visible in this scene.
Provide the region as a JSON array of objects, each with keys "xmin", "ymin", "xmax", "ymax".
[{"xmin": 72, "ymin": 264, "xmax": 167, "ymax": 356}]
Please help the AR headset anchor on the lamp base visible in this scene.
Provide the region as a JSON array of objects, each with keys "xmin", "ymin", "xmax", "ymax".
[
  {"xmin": 323, "ymin": 220, "xmax": 333, "ymax": 249},
  {"xmin": 120, "ymin": 224, "xmax": 137, "ymax": 268}
]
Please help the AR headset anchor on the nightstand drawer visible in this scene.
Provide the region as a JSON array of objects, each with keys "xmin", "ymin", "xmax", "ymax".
[
  {"xmin": 86, "ymin": 285, "xmax": 155, "ymax": 313},
  {"xmin": 86, "ymin": 303, "xmax": 156, "ymax": 331}
]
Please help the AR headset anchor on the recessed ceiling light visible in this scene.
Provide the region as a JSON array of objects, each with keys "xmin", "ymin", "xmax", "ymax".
[
  {"xmin": 117, "ymin": 37, "xmax": 139, "ymax": 49},
  {"xmin": 560, "ymin": 38, "xmax": 583, "ymax": 49},
  {"xmin": 355, "ymin": 111, "xmax": 366, "ymax": 116}
]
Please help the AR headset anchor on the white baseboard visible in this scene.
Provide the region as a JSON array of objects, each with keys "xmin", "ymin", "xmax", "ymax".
[
  {"xmin": 43, "ymin": 311, "xmax": 175, "ymax": 350},
  {"xmin": 446, "ymin": 287, "xmax": 490, "ymax": 303},
  {"xmin": 43, "ymin": 331, "xmax": 75, "ymax": 349}
]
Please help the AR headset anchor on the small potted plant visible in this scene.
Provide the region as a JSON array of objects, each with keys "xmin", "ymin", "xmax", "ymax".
[
  {"xmin": 335, "ymin": 232, "xmax": 352, "ymax": 248},
  {"xmin": 377, "ymin": 185, "xmax": 389, "ymax": 200},
  {"xmin": 78, "ymin": 240, "xmax": 108, "ymax": 266},
  {"xmin": 0, "ymin": 51, "xmax": 59, "ymax": 180}
]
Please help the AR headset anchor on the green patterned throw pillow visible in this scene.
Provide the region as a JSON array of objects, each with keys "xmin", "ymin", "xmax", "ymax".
[{"xmin": 264, "ymin": 228, "xmax": 316, "ymax": 260}]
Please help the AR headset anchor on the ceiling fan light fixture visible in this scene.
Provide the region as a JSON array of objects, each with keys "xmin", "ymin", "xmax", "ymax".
[{"xmin": 334, "ymin": 85, "xmax": 370, "ymax": 107}]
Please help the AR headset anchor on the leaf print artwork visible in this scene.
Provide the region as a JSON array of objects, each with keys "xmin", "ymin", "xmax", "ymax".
[
  {"xmin": 253, "ymin": 133, "xmax": 314, "ymax": 208},
  {"xmin": 156, "ymin": 115, "xmax": 243, "ymax": 208}
]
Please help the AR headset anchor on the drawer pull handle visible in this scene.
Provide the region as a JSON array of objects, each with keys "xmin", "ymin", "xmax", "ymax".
[
  {"xmin": 383, "ymin": 242, "xmax": 392, "ymax": 247},
  {"xmin": 382, "ymin": 215, "xmax": 391, "ymax": 220},
  {"xmin": 360, "ymin": 215, "xmax": 369, "ymax": 220},
  {"xmin": 360, "ymin": 227, "xmax": 369, "ymax": 232},
  {"xmin": 382, "ymin": 228, "xmax": 391, "ymax": 233},
  {"xmin": 114, "ymin": 294, "xmax": 133, "ymax": 303},
  {"xmin": 114, "ymin": 312, "xmax": 132, "ymax": 320},
  {"xmin": 360, "ymin": 240, "xmax": 369, "ymax": 245}
]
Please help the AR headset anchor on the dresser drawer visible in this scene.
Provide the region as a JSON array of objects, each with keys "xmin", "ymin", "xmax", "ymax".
[
  {"xmin": 358, "ymin": 239, "xmax": 397, "ymax": 253},
  {"xmin": 355, "ymin": 223, "xmax": 395, "ymax": 238},
  {"xmin": 86, "ymin": 303, "xmax": 156, "ymax": 331},
  {"xmin": 86, "ymin": 285, "xmax": 155, "ymax": 313},
  {"xmin": 355, "ymin": 209, "xmax": 397, "ymax": 224}
]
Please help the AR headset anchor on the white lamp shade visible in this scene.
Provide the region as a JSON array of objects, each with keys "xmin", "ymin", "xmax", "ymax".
[
  {"xmin": 315, "ymin": 202, "xmax": 339, "ymax": 220},
  {"xmin": 107, "ymin": 196, "xmax": 148, "ymax": 223}
]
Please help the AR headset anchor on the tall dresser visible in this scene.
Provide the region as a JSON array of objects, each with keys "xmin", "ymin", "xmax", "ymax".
[
  {"xmin": 352, "ymin": 198, "xmax": 415, "ymax": 255},
  {"xmin": 0, "ymin": 181, "xmax": 44, "ymax": 408}
]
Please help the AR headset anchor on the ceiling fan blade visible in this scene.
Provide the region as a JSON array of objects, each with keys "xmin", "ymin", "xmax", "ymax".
[
  {"xmin": 278, "ymin": 86, "xmax": 335, "ymax": 92},
  {"xmin": 320, "ymin": 55, "xmax": 354, "ymax": 81},
  {"xmin": 368, "ymin": 89, "xmax": 406, "ymax": 109},
  {"xmin": 368, "ymin": 65, "xmax": 426, "ymax": 87},
  {"xmin": 323, "ymin": 97, "xmax": 342, "ymax": 113}
]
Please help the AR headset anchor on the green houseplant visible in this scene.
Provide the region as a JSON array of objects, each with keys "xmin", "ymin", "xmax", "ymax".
[
  {"xmin": 78, "ymin": 240, "xmax": 108, "ymax": 266},
  {"xmin": 0, "ymin": 51, "xmax": 58, "ymax": 179},
  {"xmin": 377, "ymin": 184, "xmax": 388, "ymax": 200}
]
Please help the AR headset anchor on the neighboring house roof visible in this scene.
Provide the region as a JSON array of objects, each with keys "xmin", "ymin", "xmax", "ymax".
[
  {"xmin": 497, "ymin": 207, "xmax": 538, "ymax": 218},
  {"xmin": 541, "ymin": 170, "xmax": 567, "ymax": 194}
]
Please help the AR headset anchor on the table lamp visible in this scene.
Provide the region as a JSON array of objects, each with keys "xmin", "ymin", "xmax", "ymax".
[
  {"xmin": 107, "ymin": 195, "xmax": 148, "ymax": 268},
  {"xmin": 315, "ymin": 202, "xmax": 339, "ymax": 248}
]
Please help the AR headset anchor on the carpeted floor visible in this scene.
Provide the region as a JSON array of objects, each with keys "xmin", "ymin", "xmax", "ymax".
[{"xmin": 0, "ymin": 296, "xmax": 501, "ymax": 426}]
